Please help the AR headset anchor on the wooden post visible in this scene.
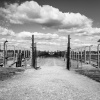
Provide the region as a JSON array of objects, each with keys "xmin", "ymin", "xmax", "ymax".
[
  {"xmin": 70, "ymin": 50, "xmax": 72, "ymax": 59},
  {"xmin": 32, "ymin": 35, "xmax": 35, "ymax": 68},
  {"xmin": 3, "ymin": 40, "xmax": 8, "ymax": 67},
  {"xmin": 34, "ymin": 43, "xmax": 37, "ymax": 69},
  {"xmin": 3, "ymin": 43, "xmax": 5, "ymax": 67},
  {"xmin": 66, "ymin": 35, "xmax": 71, "ymax": 70},
  {"xmin": 64, "ymin": 51, "xmax": 66, "ymax": 61},
  {"xmin": 5, "ymin": 44, "xmax": 7, "ymax": 65}
]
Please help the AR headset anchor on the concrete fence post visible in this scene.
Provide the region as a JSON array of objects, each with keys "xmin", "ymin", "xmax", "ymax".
[
  {"xmin": 74, "ymin": 51, "xmax": 75, "ymax": 60},
  {"xmin": 77, "ymin": 49, "xmax": 79, "ymax": 68},
  {"xmin": 97, "ymin": 44, "xmax": 100, "ymax": 68},
  {"xmin": 89, "ymin": 45, "xmax": 93, "ymax": 64},
  {"xmin": 13, "ymin": 46, "xmax": 15, "ymax": 62},
  {"xmin": 84, "ymin": 47, "xmax": 86, "ymax": 63},
  {"xmin": 80, "ymin": 48, "xmax": 83, "ymax": 67}
]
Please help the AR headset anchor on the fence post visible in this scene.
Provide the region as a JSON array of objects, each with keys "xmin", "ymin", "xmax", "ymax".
[
  {"xmin": 75, "ymin": 51, "xmax": 76, "ymax": 60},
  {"xmin": 80, "ymin": 48, "xmax": 83, "ymax": 67},
  {"xmin": 0, "ymin": 44, "xmax": 1, "ymax": 50},
  {"xmin": 71, "ymin": 50, "xmax": 72, "ymax": 59},
  {"xmin": 66, "ymin": 35, "xmax": 71, "ymax": 70},
  {"xmin": 97, "ymin": 44, "xmax": 100, "ymax": 68},
  {"xmin": 75, "ymin": 51, "xmax": 77, "ymax": 60},
  {"xmin": 34, "ymin": 43, "xmax": 37, "ymax": 69},
  {"xmin": 77, "ymin": 49, "xmax": 79, "ymax": 68},
  {"xmin": 84, "ymin": 47, "xmax": 86, "ymax": 63},
  {"xmin": 32, "ymin": 35, "xmax": 35, "ymax": 68},
  {"xmin": 64, "ymin": 51, "xmax": 66, "ymax": 61},
  {"xmin": 27, "ymin": 50, "xmax": 29, "ymax": 58},
  {"xmin": 89, "ymin": 45, "xmax": 93, "ymax": 64},
  {"xmin": 5, "ymin": 43, "xmax": 7, "ymax": 65},
  {"xmin": 24, "ymin": 49, "xmax": 26, "ymax": 68},
  {"xmin": 73, "ymin": 51, "xmax": 75, "ymax": 60},
  {"xmin": 3, "ymin": 40, "xmax": 8, "ymax": 67},
  {"xmin": 73, "ymin": 50, "xmax": 75, "ymax": 60},
  {"xmin": 13, "ymin": 46, "xmax": 15, "ymax": 62}
]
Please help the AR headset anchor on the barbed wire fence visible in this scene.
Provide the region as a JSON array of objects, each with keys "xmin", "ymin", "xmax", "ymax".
[
  {"xmin": 70, "ymin": 44, "xmax": 100, "ymax": 69},
  {"xmin": 0, "ymin": 42, "xmax": 31, "ymax": 68}
]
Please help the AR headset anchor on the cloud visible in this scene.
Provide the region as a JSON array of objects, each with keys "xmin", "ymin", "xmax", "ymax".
[
  {"xmin": 86, "ymin": 35, "xmax": 100, "ymax": 41},
  {"xmin": 17, "ymin": 31, "xmax": 64, "ymax": 41},
  {"xmin": 74, "ymin": 39, "xmax": 81, "ymax": 42},
  {"xmin": 0, "ymin": 26, "xmax": 15, "ymax": 36},
  {"xmin": 69, "ymin": 38, "xmax": 95, "ymax": 49},
  {"xmin": 71, "ymin": 41, "xmax": 92, "ymax": 48},
  {"xmin": 0, "ymin": 1, "xmax": 92, "ymax": 29},
  {"xmin": 0, "ymin": 26, "xmax": 68, "ymax": 49},
  {"xmin": 37, "ymin": 41, "xmax": 60, "ymax": 46},
  {"xmin": 42, "ymin": 27, "xmax": 46, "ymax": 30},
  {"xmin": 75, "ymin": 27, "xmax": 100, "ymax": 36},
  {"xmin": 58, "ymin": 27, "xmax": 100, "ymax": 36},
  {"xmin": 0, "ymin": 38, "xmax": 7, "ymax": 43},
  {"xmin": 15, "ymin": 31, "xmax": 68, "ymax": 47}
]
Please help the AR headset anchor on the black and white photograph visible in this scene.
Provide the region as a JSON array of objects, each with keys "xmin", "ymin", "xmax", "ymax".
[{"xmin": 0, "ymin": 0, "xmax": 100, "ymax": 99}]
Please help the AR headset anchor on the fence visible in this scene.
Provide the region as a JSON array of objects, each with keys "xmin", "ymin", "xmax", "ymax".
[
  {"xmin": 0, "ymin": 42, "xmax": 31, "ymax": 67},
  {"xmin": 0, "ymin": 43, "xmax": 4, "ymax": 66},
  {"xmin": 70, "ymin": 44, "xmax": 100, "ymax": 68}
]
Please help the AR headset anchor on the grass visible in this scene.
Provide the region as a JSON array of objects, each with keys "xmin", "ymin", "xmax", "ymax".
[
  {"xmin": 0, "ymin": 67, "xmax": 25, "ymax": 81},
  {"xmin": 71, "ymin": 60, "xmax": 100, "ymax": 83},
  {"xmin": 75, "ymin": 68, "xmax": 100, "ymax": 82}
]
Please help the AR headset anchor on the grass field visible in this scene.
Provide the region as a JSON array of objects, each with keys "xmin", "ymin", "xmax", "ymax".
[
  {"xmin": 75, "ymin": 68, "xmax": 100, "ymax": 82},
  {"xmin": 0, "ymin": 67, "xmax": 25, "ymax": 81},
  {"xmin": 71, "ymin": 60, "xmax": 100, "ymax": 83}
]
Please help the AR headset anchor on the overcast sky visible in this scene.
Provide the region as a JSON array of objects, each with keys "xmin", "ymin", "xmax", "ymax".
[{"xmin": 0, "ymin": 0, "xmax": 100, "ymax": 51}]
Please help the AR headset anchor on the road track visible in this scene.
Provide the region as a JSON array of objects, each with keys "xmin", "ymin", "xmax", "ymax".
[{"xmin": 0, "ymin": 58, "xmax": 100, "ymax": 100}]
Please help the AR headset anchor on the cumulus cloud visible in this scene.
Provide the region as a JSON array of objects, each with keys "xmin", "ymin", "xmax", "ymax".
[
  {"xmin": 37, "ymin": 41, "xmax": 60, "ymax": 46},
  {"xmin": 58, "ymin": 27, "xmax": 100, "ymax": 36},
  {"xmin": 1, "ymin": 0, "xmax": 99, "ymax": 50},
  {"xmin": 74, "ymin": 39, "xmax": 81, "ymax": 42},
  {"xmin": 75, "ymin": 27, "xmax": 100, "ymax": 36},
  {"xmin": 86, "ymin": 35, "xmax": 100, "ymax": 41},
  {"xmin": 14, "ymin": 31, "xmax": 68, "ymax": 47},
  {"xmin": 71, "ymin": 41, "xmax": 92, "ymax": 48},
  {"xmin": 0, "ymin": 25, "xmax": 68, "ymax": 48},
  {"xmin": 0, "ymin": 1, "xmax": 92, "ymax": 29},
  {"xmin": 69, "ymin": 38, "xmax": 95, "ymax": 49},
  {"xmin": 0, "ymin": 26, "xmax": 15, "ymax": 36},
  {"xmin": 17, "ymin": 31, "xmax": 67, "ymax": 41}
]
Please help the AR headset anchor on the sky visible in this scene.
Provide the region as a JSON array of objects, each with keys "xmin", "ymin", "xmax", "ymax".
[{"xmin": 0, "ymin": 0, "xmax": 100, "ymax": 51}]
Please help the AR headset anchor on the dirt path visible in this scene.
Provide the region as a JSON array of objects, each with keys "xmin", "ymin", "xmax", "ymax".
[{"xmin": 0, "ymin": 58, "xmax": 100, "ymax": 100}]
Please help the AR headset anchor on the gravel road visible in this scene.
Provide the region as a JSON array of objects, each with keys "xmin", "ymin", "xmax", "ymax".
[{"xmin": 0, "ymin": 58, "xmax": 100, "ymax": 100}]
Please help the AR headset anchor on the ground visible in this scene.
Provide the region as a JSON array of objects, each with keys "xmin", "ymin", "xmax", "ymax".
[{"xmin": 0, "ymin": 58, "xmax": 100, "ymax": 100}]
